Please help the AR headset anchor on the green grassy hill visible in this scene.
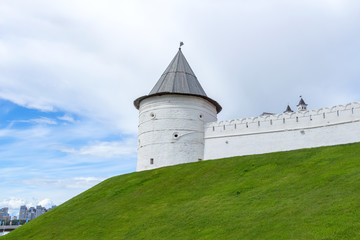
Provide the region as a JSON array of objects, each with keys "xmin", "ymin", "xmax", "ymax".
[{"xmin": 4, "ymin": 143, "xmax": 360, "ymax": 240}]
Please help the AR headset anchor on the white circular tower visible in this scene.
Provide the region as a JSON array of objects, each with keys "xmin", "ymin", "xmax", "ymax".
[{"xmin": 134, "ymin": 47, "xmax": 221, "ymax": 171}]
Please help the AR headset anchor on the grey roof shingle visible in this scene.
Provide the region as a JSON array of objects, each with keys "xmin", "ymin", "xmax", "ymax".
[
  {"xmin": 134, "ymin": 49, "xmax": 222, "ymax": 113},
  {"xmin": 149, "ymin": 49, "xmax": 207, "ymax": 96}
]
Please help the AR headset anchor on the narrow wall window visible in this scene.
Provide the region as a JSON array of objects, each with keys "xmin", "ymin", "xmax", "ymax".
[
  {"xmin": 323, "ymin": 113, "xmax": 325, "ymax": 119},
  {"xmin": 258, "ymin": 121, "xmax": 260, "ymax": 126},
  {"xmin": 270, "ymin": 119, "xmax": 273, "ymax": 125},
  {"xmin": 212, "ymin": 126, "xmax": 215, "ymax": 131},
  {"xmin": 337, "ymin": 110, "xmax": 339, "ymax": 116},
  {"xmin": 283, "ymin": 118, "xmax": 285, "ymax": 124},
  {"xmin": 150, "ymin": 158, "xmax": 154, "ymax": 165},
  {"xmin": 310, "ymin": 115, "xmax": 312, "ymax": 120},
  {"xmin": 352, "ymin": 108, "xmax": 354, "ymax": 114},
  {"xmin": 223, "ymin": 125, "xmax": 225, "ymax": 130},
  {"xmin": 246, "ymin": 122, "xmax": 248, "ymax": 128},
  {"xmin": 234, "ymin": 124, "xmax": 237, "ymax": 129},
  {"xmin": 296, "ymin": 117, "xmax": 299, "ymax": 122}
]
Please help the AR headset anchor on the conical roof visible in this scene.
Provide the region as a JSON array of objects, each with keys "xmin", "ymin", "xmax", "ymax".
[
  {"xmin": 134, "ymin": 48, "xmax": 222, "ymax": 113},
  {"xmin": 149, "ymin": 49, "xmax": 206, "ymax": 96},
  {"xmin": 297, "ymin": 98, "xmax": 307, "ymax": 106},
  {"xmin": 284, "ymin": 105, "xmax": 294, "ymax": 113}
]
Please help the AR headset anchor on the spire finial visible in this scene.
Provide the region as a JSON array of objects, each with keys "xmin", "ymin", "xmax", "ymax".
[{"xmin": 179, "ymin": 41, "xmax": 184, "ymax": 50}]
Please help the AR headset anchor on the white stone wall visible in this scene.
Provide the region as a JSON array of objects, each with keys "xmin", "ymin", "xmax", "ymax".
[
  {"xmin": 137, "ymin": 94, "xmax": 217, "ymax": 171},
  {"xmin": 204, "ymin": 102, "xmax": 360, "ymax": 160}
]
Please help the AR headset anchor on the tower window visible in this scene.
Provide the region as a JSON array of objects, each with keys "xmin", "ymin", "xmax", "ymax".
[
  {"xmin": 337, "ymin": 110, "xmax": 339, "ymax": 116},
  {"xmin": 310, "ymin": 115, "xmax": 312, "ymax": 120},
  {"xmin": 296, "ymin": 117, "xmax": 299, "ymax": 122},
  {"xmin": 270, "ymin": 119, "xmax": 273, "ymax": 125},
  {"xmin": 246, "ymin": 122, "xmax": 248, "ymax": 128},
  {"xmin": 234, "ymin": 124, "xmax": 237, "ymax": 129},
  {"xmin": 323, "ymin": 113, "xmax": 325, "ymax": 119},
  {"xmin": 173, "ymin": 132, "xmax": 179, "ymax": 139},
  {"xmin": 150, "ymin": 158, "xmax": 154, "ymax": 165},
  {"xmin": 258, "ymin": 121, "xmax": 260, "ymax": 126},
  {"xmin": 212, "ymin": 126, "xmax": 215, "ymax": 131},
  {"xmin": 223, "ymin": 125, "xmax": 225, "ymax": 130},
  {"xmin": 352, "ymin": 108, "xmax": 354, "ymax": 114},
  {"xmin": 283, "ymin": 118, "xmax": 285, "ymax": 124}
]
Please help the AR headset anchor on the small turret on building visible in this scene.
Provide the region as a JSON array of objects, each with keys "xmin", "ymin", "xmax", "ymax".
[
  {"xmin": 284, "ymin": 105, "xmax": 294, "ymax": 113},
  {"xmin": 297, "ymin": 97, "xmax": 308, "ymax": 111}
]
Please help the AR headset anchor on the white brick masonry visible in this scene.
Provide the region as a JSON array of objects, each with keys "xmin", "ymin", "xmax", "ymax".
[
  {"xmin": 204, "ymin": 102, "xmax": 360, "ymax": 159},
  {"xmin": 137, "ymin": 94, "xmax": 217, "ymax": 171}
]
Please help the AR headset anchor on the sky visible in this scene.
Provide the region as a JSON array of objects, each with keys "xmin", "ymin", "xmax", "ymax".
[{"xmin": 1, "ymin": 0, "xmax": 360, "ymax": 216}]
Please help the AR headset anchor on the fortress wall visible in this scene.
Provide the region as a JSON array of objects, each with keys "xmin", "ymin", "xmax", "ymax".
[{"xmin": 204, "ymin": 102, "xmax": 360, "ymax": 160}]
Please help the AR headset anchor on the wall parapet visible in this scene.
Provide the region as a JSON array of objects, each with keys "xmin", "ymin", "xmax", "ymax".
[{"xmin": 205, "ymin": 102, "xmax": 360, "ymax": 138}]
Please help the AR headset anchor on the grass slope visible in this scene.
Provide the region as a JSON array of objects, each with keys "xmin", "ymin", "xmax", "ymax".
[{"xmin": 4, "ymin": 143, "xmax": 360, "ymax": 240}]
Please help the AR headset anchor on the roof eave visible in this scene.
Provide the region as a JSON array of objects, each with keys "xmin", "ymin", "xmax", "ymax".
[{"xmin": 134, "ymin": 93, "xmax": 222, "ymax": 113}]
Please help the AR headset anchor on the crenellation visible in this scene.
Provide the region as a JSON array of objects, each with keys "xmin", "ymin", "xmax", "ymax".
[
  {"xmin": 205, "ymin": 102, "xmax": 360, "ymax": 137},
  {"xmin": 204, "ymin": 101, "xmax": 360, "ymax": 160}
]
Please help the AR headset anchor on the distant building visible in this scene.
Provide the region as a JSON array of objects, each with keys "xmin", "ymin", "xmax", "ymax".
[
  {"xmin": 297, "ymin": 97, "xmax": 308, "ymax": 111},
  {"xmin": 0, "ymin": 207, "xmax": 10, "ymax": 221},
  {"xmin": 284, "ymin": 105, "xmax": 294, "ymax": 113},
  {"xmin": 36, "ymin": 205, "xmax": 47, "ymax": 217},
  {"xmin": 19, "ymin": 205, "xmax": 52, "ymax": 221},
  {"xmin": 48, "ymin": 205, "xmax": 57, "ymax": 211},
  {"xmin": 27, "ymin": 207, "xmax": 36, "ymax": 220},
  {"xmin": 19, "ymin": 205, "xmax": 28, "ymax": 220}
]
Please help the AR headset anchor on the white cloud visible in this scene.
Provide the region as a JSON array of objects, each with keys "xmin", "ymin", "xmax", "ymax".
[
  {"xmin": 1, "ymin": 0, "xmax": 360, "ymax": 216},
  {"xmin": 37, "ymin": 198, "xmax": 54, "ymax": 208},
  {"xmin": 0, "ymin": 198, "xmax": 25, "ymax": 209},
  {"xmin": 0, "ymin": 198, "xmax": 26, "ymax": 216},
  {"xmin": 0, "ymin": 90, "xmax": 55, "ymax": 112},
  {"xmin": 12, "ymin": 117, "xmax": 57, "ymax": 125},
  {"xmin": 0, "ymin": 124, "xmax": 52, "ymax": 140},
  {"xmin": 58, "ymin": 140, "xmax": 136, "ymax": 158},
  {"xmin": 1, "ymin": 0, "xmax": 359, "ymax": 130},
  {"xmin": 57, "ymin": 114, "xmax": 74, "ymax": 122},
  {"xmin": 20, "ymin": 176, "xmax": 106, "ymax": 190}
]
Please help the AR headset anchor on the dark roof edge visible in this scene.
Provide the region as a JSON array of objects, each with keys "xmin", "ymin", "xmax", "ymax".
[{"xmin": 134, "ymin": 92, "xmax": 222, "ymax": 113}]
